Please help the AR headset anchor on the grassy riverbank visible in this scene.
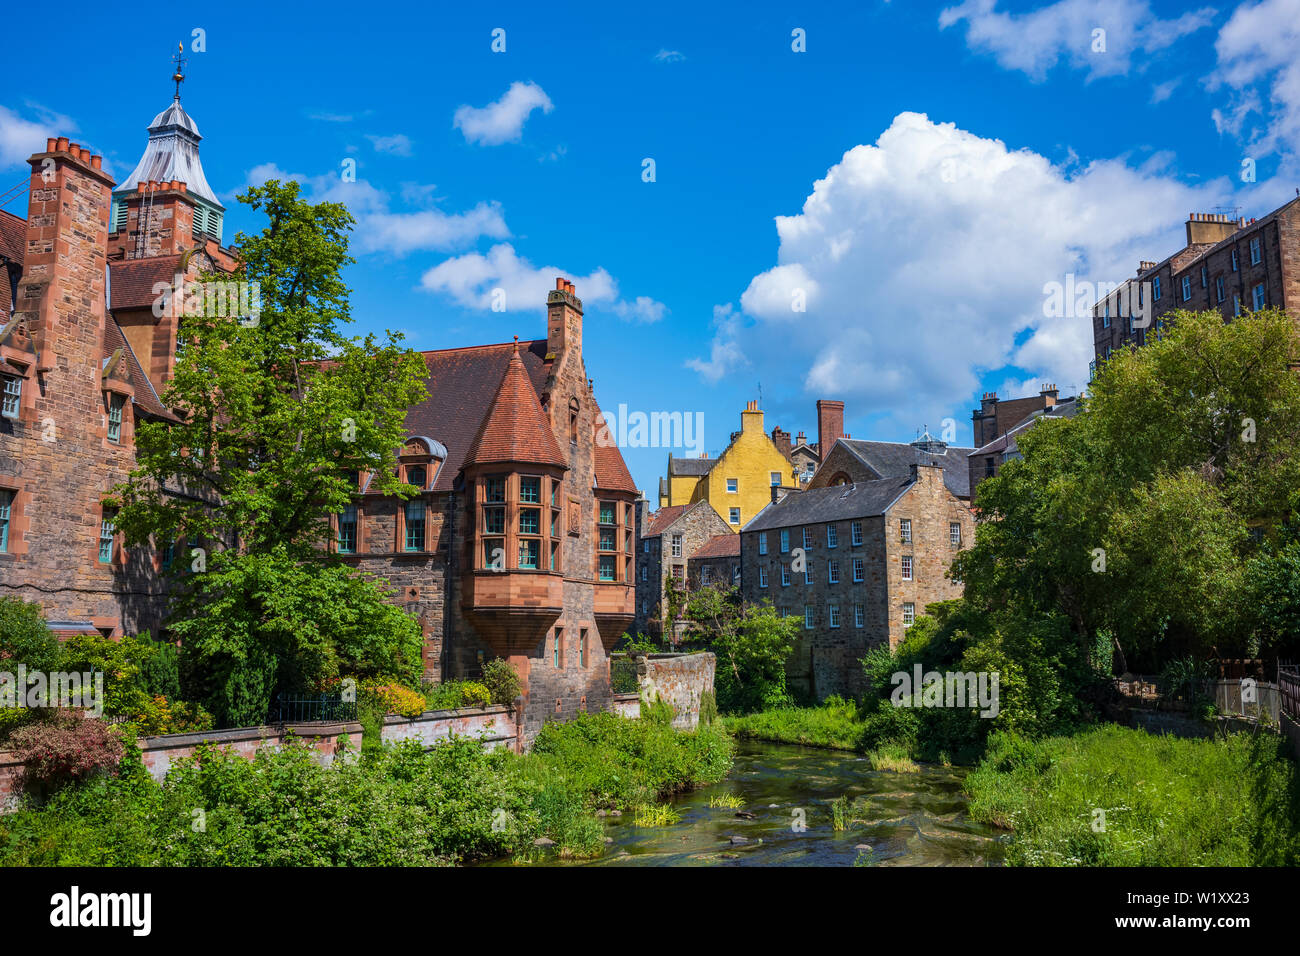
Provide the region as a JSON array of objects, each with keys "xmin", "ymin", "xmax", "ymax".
[
  {"xmin": 965, "ymin": 725, "xmax": 1300, "ymax": 866},
  {"xmin": 722, "ymin": 699, "xmax": 927, "ymax": 770},
  {"xmin": 0, "ymin": 712, "xmax": 733, "ymax": 866}
]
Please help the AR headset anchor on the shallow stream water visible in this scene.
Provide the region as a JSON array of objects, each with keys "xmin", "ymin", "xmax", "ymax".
[{"xmin": 533, "ymin": 740, "xmax": 1007, "ymax": 867}]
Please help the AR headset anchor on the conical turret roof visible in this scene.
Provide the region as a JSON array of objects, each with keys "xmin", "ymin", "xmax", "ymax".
[{"xmin": 464, "ymin": 341, "xmax": 567, "ymax": 468}]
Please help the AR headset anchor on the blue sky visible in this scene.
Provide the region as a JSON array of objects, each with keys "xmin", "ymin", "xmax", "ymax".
[{"xmin": 3, "ymin": 0, "xmax": 1298, "ymax": 494}]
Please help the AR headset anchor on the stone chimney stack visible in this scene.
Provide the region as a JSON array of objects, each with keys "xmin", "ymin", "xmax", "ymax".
[
  {"xmin": 1039, "ymin": 383, "xmax": 1058, "ymax": 407},
  {"xmin": 546, "ymin": 276, "xmax": 583, "ymax": 360},
  {"xmin": 816, "ymin": 399, "xmax": 844, "ymax": 457},
  {"xmin": 17, "ymin": 137, "xmax": 115, "ymax": 375},
  {"xmin": 1185, "ymin": 212, "xmax": 1240, "ymax": 248}
]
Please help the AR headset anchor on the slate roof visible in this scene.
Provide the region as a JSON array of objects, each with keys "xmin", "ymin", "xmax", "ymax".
[
  {"xmin": 838, "ymin": 439, "xmax": 974, "ymax": 499},
  {"xmin": 745, "ymin": 476, "xmax": 914, "ymax": 532},
  {"xmin": 971, "ymin": 397, "xmax": 1080, "ymax": 457},
  {"xmin": 668, "ymin": 456, "xmax": 717, "ymax": 477},
  {"xmin": 692, "ymin": 533, "xmax": 740, "ymax": 559}
]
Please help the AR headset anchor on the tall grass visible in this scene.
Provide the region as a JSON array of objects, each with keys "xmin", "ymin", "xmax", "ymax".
[{"xmin": 965, "ymin": 724, "xmax": 1300, "ymax": 866}]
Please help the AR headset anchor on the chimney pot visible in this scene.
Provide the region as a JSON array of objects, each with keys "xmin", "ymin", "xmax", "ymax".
[
  {"xmin": 68, "ymin": 142, "xmax": 79, "ymax": 154},
  {"xmin": 56, "ymin": 137, "xmax": 69, "ymax": 152},
  {"xmin": 45, "ymin": 137, "xmax": 56, "ymax": 152},
  {"xmin": 556, "ymin": 277, "xmax": 566, "ymax": 290},
  {"xmin": 90, "ymin": 155, "xmax": 102, "ymax": 170},
  {"xmin": 79, "ymin": 149, "xmax": 91, "ymax": 163}
]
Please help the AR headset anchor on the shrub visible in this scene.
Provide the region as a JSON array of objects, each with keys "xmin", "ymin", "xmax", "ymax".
[
  {"xmin": 8, "ymin": 712, "xmax": 124, "ymax": 793},
  {"xmin": 362, "ymin": 682, "xmax": 427, "ymax": 718},
  {"xmin": 481, "ymin": 659, "xmax": 522, "ymax": 706}
]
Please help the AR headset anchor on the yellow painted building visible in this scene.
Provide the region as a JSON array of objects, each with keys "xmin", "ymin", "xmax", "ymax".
[{"xmin": 657, "ymin": 401, "xmax": 798, "ymax": 530}]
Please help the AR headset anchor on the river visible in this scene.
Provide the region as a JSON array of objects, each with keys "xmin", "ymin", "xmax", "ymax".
[{"xmin": 547, "ymin": 739, "xmax": 1006, "ymax": 866}]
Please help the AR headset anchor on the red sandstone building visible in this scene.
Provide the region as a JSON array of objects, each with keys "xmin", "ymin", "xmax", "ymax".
[{"xmin": 0, "ymin": 83, "xmax": 637, "ymax": 740}]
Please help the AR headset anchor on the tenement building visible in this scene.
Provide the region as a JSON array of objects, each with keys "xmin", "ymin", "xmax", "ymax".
[
  {"xmin": 808, "ymin": 431, "xmax": 974, "ymax": 503},
  {"xmin": 740, "ymin": 462, "xmax": 973, "ymax": 700},
  {"xmin": 0, "ymin": 68, "xmax": 639, "ymax": 743},
  {"xmin": 967, "ymin": 386, "xmax": 1077, "ymax": 499},
  {"xmin": 632, "ymin": 500, "xmax": 730, "ymax": 641},
  {"xmin": 1091, "ymin": 198, "xmax": 1300, "ymax": 373}
]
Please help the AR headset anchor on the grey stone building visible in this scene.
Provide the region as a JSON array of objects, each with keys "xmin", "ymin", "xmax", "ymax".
[
  {"xmin": 633, "ymin": 500, "xmax": 731, "ymax": 641},
  {"xmin": 741, "ymin": 462, "xmax": 972, "ymax": 701}
]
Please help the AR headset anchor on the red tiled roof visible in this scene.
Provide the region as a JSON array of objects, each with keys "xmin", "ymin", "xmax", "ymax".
[
  {"xmin": 109, "ymin": 254, "xmax": 184, "ymax": 311},
  {"xmin": 0, "ymin": 210, "xmax": 25, "ymax": 265},
  {"xmin": 692, "ymin": 533, "xmax": 739, "ymax": 559},
  {"xmin": 644, "ymin": 504, "xmax": 690, "ymax": 537},
  {"xmin": 593, "ymin": 406, "xmax": 638, "ymax": 493},
  {"xmin": 463, "ymin": 342, "xmax": 567, "ymax": 470}
]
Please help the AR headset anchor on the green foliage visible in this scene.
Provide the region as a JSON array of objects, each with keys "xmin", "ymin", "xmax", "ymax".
[
  {"xmin": 423, "ymin": 679, "xmax": 494, "ymax": 712},
  {"xmin": 0, "ymin": 713, "xmax": 734, "ymax": 865},
  {"xmin": 169, "ymin": 546, "xmax": 423, "ymax": 727},
  {"xmin": 956, "ymin": 308, "xmax": 1300, "ymax": 669},
  {"xmin": 966, "ymin": 725, "xmax": 1300, "ymax": 866},
  {"xmin": 110, "ymin": 179, "xmax": 429, "ymax": 560},
  {"xmin": 0, "ymin": 597, "xmax": 61, "ymax": 673},
  {"xmin": 679, "ymin": 587, "xmax": 798, "ymax": 713},
  {"xmin": 698, "ymin": 690, "xmax": 718, "ymax": 727},
  {"xmin": 480, "ymin": 659, "xmax": 522, "ymax": 706}
]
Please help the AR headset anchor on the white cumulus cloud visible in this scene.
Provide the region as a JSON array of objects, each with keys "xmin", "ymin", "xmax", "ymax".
[
  {"xmin": 1209, "ymin": 0, "xmax": 1300, "ymax": 160},
  {"xmin": 695, "ymin": 111, "xmax": 1231, "ymax": 432},
  {"xmin": 0, "ymin": 105, "xmax": 79, "ymax": 170},
  {"xmin": 419, "ymin": 243, "xmax": 667, "ymax": 322},
  {"xmin": 454, "ymin": 82, "xmax": 554, "ymax": 146}
]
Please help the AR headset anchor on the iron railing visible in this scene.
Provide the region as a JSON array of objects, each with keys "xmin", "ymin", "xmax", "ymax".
[
  {"xmin": 269, "ymin": 693, "xmax": 356, "ymax": 724},
  {"xmin": 1279, "ymin": 665, "xmax": 1300, "ymax": 722}
]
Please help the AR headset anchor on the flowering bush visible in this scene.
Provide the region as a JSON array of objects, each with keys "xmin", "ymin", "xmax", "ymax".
[
  {"xmin": 8, "ymin": 712, "xmax": 124, "ymax": 790},
  {"xmin": 360, "ymin": 682, "xmax": 426, "ymax": 718}
]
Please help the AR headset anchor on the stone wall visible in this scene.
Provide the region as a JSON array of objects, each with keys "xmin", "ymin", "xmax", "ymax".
[{"xmin": 632, "ymin": 652, "xmax": 716, "ymax": 730}]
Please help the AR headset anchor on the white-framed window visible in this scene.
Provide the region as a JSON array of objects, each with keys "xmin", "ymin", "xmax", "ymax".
[
  {"xmin": 671, "ymin": 533, "xmax": 682, "ymax": 558},
  {"xmin": 1, "ymin": 374, "xmax": 20, "ymax": 419},
  {"xmin": 903, "ymin": 603, "xmax": 915, "ymax": 627},
  {"xmin": 1152, "ymin": 276, "xmax": 1162, "ymax": 300},
  {"xmin": 1253, "ymin": 283, "xmax": 1267, "ymax": 311},
  {"xmin": 1250, "ymin": 237, "xmax": 1262, "ymax": 265},
  {"xmin": 852, "ymin": 557, "xmax": 864, "ymax": 582},
  {"xmin": 726, "ymin": 478, "xmax": 738, "ymax": 493},
  {"xmin": 758, "ymin": 531, "xmax": 768, "ymax": 555},
  {"xmin": 1232, "ymin": 248, "xmax": 1240, "ymax": 272},
  {"xmin": 826, "ymin": 524, "xmax": 837, "ymax": 548},
  {"xmin": 1180, "ymin": 275, "xmax": 1191, "ymax": 301},
  {"xmin": 780, "ymin": 529, "xmax": 790, "ymax": 553},
  {"xmin": 901, "ymin": 555, "xmax": 913, "ymax": 581},
  {"xmin": 781, "ymin": 565, "xmax": 791, "ymax": 587},
  {"xmin": 949, "ymin": 522, "xmax": 961, "ymax": 546},
  {"xmin": 702, "ymin": 565, "xmax": 712, "ymax": 585},
  {"xmin": 759, "ymin": 566, "xmax": 769, "ymax": 588},
  {"xmin": 828, "ymin": 605, "xmax": 840, "ymax": 628},
  {"xmin": 804, "ymin": 605, "xmax": 814, "ymax": 630},
  {"xmin": 770, "ymin": 471, "xmax": 781, "ymax": 486},
  {"xmin": 854, "ymin": 604, "xmax": 864, "ymax": 628},
  {"xmin": 851, "ymin": 521, "xmax": 863, "ymax": 546},
  {"xmin": 828, "ymin": 560, "xmax": 839, "ymax": 583},
  {"xmin": 900, "ymin": 518, "xmax": 911, "ymax": 544},
  {"xmin": 729, "ymin": 507, "xmax": 741, "ymax": 524},
  {"xmin": 1216, "ymin": 276, "xmax": 1225, "ymax": 303},
  {"xmin": 802, "ymin": 527, "xmax": 813, "ymax": 549}
]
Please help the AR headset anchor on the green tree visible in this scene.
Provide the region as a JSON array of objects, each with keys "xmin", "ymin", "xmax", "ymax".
[
  {"xmin": 680, "ymin": 586, "xmax": 798, "ymax": 713},
  {"xmin": 107, "ymin": 181, "xmax": 430, "ymax": 724},
  {"xmin": 955, "ymin": 308, "xmax": 1300, "ymax": 670},
  {"xmin": 111, "ymin": 179, "xmax": 428, "ymax": 556}
]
